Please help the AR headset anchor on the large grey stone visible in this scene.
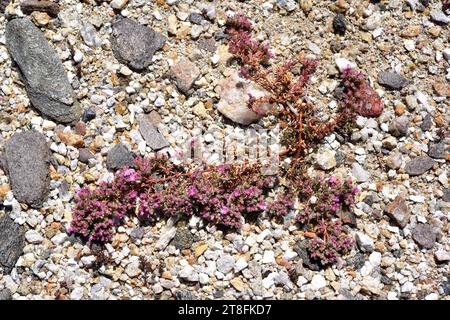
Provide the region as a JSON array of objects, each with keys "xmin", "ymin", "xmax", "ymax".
[
  {"xmin": 3, "ymin": 131, "xmax": 52, "ymax": 208},
  {"xmin": 110, "ymin": 17, "xmax": 166, "ymax": 71},
  {"xmin": 0, "ymin": 215, "xmax": 25, "ymax": 274},
  {"xmin": 412, "ymin": 224, "xmax": 436, "ymax": 249},
  {"xmin": 5, "ymin": 18, "xmax": 81, "ymax": 124},
  {"xmin": 378, "ymin": 71, "xmax": 409, "ymax": 90},
  {"xmin": 405, "ymin": 156, "xmax": 434, "ymax": 176}
]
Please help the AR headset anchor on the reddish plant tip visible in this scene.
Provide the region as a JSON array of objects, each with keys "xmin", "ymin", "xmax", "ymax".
[{"xmin": 340, "ymin": 67, "xmax": 383, "ymax": 118}]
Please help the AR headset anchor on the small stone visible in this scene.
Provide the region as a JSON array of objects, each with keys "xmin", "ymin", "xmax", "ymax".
[
  {"xmin": 189, "ymin": 12, "xmax": 204, "ymax": 25},
  {"xmin": 401, "ymin": 25, "xmax": 422, "ymax": 38},
  {"xmin": 25, "ymin": 230, "xmax": 44, "ymax": 244},
  {"xmin": 217, "ymin": 255, "xmax": 235, "ymax": 274},
  {"xmin": 20, "ymin": 0, "xmax": 60, "ymax": 17},
  {"xmin": 110, "ymin": 17, "xmax": 166, "ymax": 71},
  {"xmin": 368, "ymin": 252, "xmax": 382, "ymax": 267},
  {"xmin": 138, "ymin": 114, "xmax": 170, "ymax": 150},
  {"xmin": 195, "ymin": 244, "xmax": 208, "ymax": 257},
  {"xmin": 106, "ymin": 143, "xmax": 134, "ymax": 171},
  {"xmin": 433, "ymin": 82, "xmax": 450, "ymax": 97},
  {"xmin": 405, "ymin": 156, "xmax": 434, "ymax": 176},
  {"xmin": 333, "ymin": 14, "xmax": 347, "ymax": 35},
  {"xmin": 378, "ymin": 72, "xmax": 409, "ymax": 90},
  {"xmin": 0, "ymin": 215, "xmax": 26, "ymax": 274},
  {"xmin": 171, "ymin": 228, "xmax": 194, "ymax": 250},
  {"xmin": 412, "ymin": 224, "xmax": 436, "ymax": 249},
  {"xmin": 385, "ymin": 196, "xmax": 410, "ymax": 228},
  {"xmin": 169, "ymin": 58, "xmax": 200, "ymax": 95},
  {"xmin": 3, "ymin": 131, "xmax": 51, "ymax": 208},
  {"xmin": 420, "ymin": 113, "xmax": 433, "ymax": 131},
  {"xmin": 0, "ymin": 288, "xmax": 12, "ymax": 300},
  {"xmin": 217, "ymin": 72, "xmax": 273, "ymax": 125},
  {"xmin": 355, "ymin": 232, "xmax": 374, "ymax": 252},
  {"xmin": 352, "ymin": 163, "xmax": 369, "ymax": 182},
  {"xmin": 234, "ymin": 258, "xmax": 248, "ymax": 273},
  {"xmin": 434, "ymin": 249, "xmax": 450, "ymax": 262},
  {"xmin": 315, "ymin": 148, "xmax": 337, "ymax": 170},
  {"xmin": 311, "ymin": 274, "xmax": 326, "ymax": 290},
  {"xmin": 82, "ymin": 108, "xmax": 96, "ymax": 123},
  {"xmin": 155, "ymin": 226, "xmax": 176, "ymax": 250},
  {"xmin": 386, "ymin": 152, "xmax": 402, "ymax": 170},
  {"xmin": 430, "ymin": 9, "xmax": 450, "ymax": 24},
  {"xmin": 230, "ymin": 278, "xmax": 245, "ymax": 292},
  {"xmin": 389, "ymin": 115, "xmax": 409, "ymax": 137},
  {"xmin": 78, "ymin": 148, "xmax": 94, "ymax": 164},
  {"xmin": 111, "ymin": 0, "xmax": 129, "ymax": 10},
  {"xmin": 335, "ymin": 58, "xmax": 356, "ymax": 72},
  {"xmin": 428, "ymin": 142, "xmax": 448, "ymax": 160},
  {"xmin": 262, "ymin": 250, "xmax": 275, "ymax": 264},
  {"xmin": 70, "ymin": 287, "xmax": 84, "ymax": 300}
]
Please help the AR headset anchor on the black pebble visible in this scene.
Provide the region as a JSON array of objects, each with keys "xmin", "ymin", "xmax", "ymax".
[
  {"xmin": 82, "ymin": 108, "xmax": 96, "ymax": 122},
  {"xmin": 333, "ymin": 14, "xmax": 347, "ymax": 36}
]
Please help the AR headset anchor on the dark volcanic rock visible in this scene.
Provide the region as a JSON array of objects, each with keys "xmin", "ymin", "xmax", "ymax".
[
  {"xmin": 5, "ymin": 18, "xmax": 81, "ymax": 124},
  {"xmin": 0, "ymin": 215, "xmax": 26, "ymax": 274},
  {"xmin": 420, "ymin": 113, "xmax": 433, "ymax": 131},
  {"xmin": 20, "ymin": 0, "xmax": 60, "ymax": 17},
  {"xmin": 138, "ymin": 114, "xmax": 169, "ymax": 150},
  {"xmin": 110, "ymin": 17, "xmax": 166, "ymax": 71},
  {"xmin": 333, "ymin": 14, "xmax": 347, "ymax": 35},
  {"xmin": 171, "ymin": 228, "xmax": 194, "ymax": 250},
  {"xmin": 377, "ymin": 71, "xmax": 409, "ymax": 90},
  {"xmin": 412, "ymin": 224, "xmax": 436, "ymax": 249},
  {"xmin": 405, "ymin": 156, "xmax": 434, "ymax": 176},
  {"xmin": 3, "ymin": 131, "xmax": 51, "ymax": 208},
  {"xmin": 106, "ymin": 143, "xmax": 134, "ymax": 171}
]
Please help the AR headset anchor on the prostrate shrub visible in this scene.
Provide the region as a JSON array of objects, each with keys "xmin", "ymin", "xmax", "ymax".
[{"xmin": 69, "ymin": 156, "xmax": 294, "ymax": 243}]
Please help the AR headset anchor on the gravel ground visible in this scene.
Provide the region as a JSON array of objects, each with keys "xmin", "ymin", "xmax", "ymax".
[{"xmin": 0, "ymin": 0, "xmax": 449, "ymax": 300}]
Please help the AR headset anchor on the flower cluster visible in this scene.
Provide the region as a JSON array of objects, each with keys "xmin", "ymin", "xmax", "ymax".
[
  {"xmin": 225, "ymin": 13, "xmax": 273, "ymax": 76},
  {"xmin": 69, "ymin": 156, "xmax": 294, "ymax": 243},
  {"xmin": 339, "ymin": 67, "xmax": 383, "ymax": 118},
  {"xmin": 295, "ymin": 175, "xmax": 358, "ymax": 266}
]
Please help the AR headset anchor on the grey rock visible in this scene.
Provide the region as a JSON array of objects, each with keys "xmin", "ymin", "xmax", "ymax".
[
  {"xmin": 171, "ymin": 228, "xmax": 194, "ymax": 250},
  {"xmin": 189, "ymin": 12, "xmax": 204, "ymax": 25},
  {"xmin": 378, "ymin": 71, "xmax": 409, "ymax": 90},
  {"xmin": 217, "ymin": 255, "xmax": 235, "ymax": 274},
  {"xmin": 421, "ymin": 113, "xmax": 433, "ymax": 131},
  {"xmin": 3, "ymin": 131, "xmax": 51, "ymax": 208},
  {"xmin": 78, "ymin": 148, "xmax": 94, "ymax": 164},
  {"xmin": 355, "ymin": 232, "xmax": 374, "ymax": 253},
  {"xmin": 428, "ymin": 142, "xmax": 448, "ymax": 160},
  {"xmin": 106, "ymin": 143, "xmax": 134, "ymax": 170},
  {"xmin": 5, "ymin": 18, "xmax": 81, "ymax": 124},
  {"xmin": 138, "ymin": 114, "xmax": 169, "ymax": 150},
  {"xmin": 412, "ymin": 224, "xmax": 436, "ymax": 249},
  {"xmin": 130, "ymin": 227, "xmax": 145, "ymax": 241},
  {"xmin": 443, "ymin": 188, "xmax": 450, "ymax": 202},
  {"xmin": 110, "ymin": 17, "xmax": 166, "ymax": 71},
  {"xmin": 0, "ymin": 288, "xmax": 12, "ymax": 300},
  {"xmin": 405, "ymin": 156, "xmax": 434, "ymax": 176},
  {"xmin": 352, "ymin": 163, "xmax": 369, "ymax": 182},
  {"xmin": 430, "ymin": 9, "xmax": 450, "ymax": 24},
  {"xmin": 434, "ymin": 249, "xmax": 450, "ymax": 262},
  {"xmin": 385, "ymin": 195, "xmax": 410, "ymax": 228},
  {"xmin": 389, "ymin": 116, "xmax": 409, "ymax": 137},
  {"xmin": 176, "ymin": 290, "xmax": 196, "ymax": 300},
  {"xmin": 0, "ymin": 215, "xmax": 26, "ymax": 274},
  {"xmin": 169, "ymin": 58, "xmax": 200, "ymax": 95}
]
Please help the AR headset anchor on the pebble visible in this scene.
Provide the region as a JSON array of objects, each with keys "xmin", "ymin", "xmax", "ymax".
[
  {"xmin": 311, "ymin": 274, "xmax": 326, "ymax": 290},
  {"xmin": 405, "ymin": 156, "xmax": 434, "ymax": 176}
]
